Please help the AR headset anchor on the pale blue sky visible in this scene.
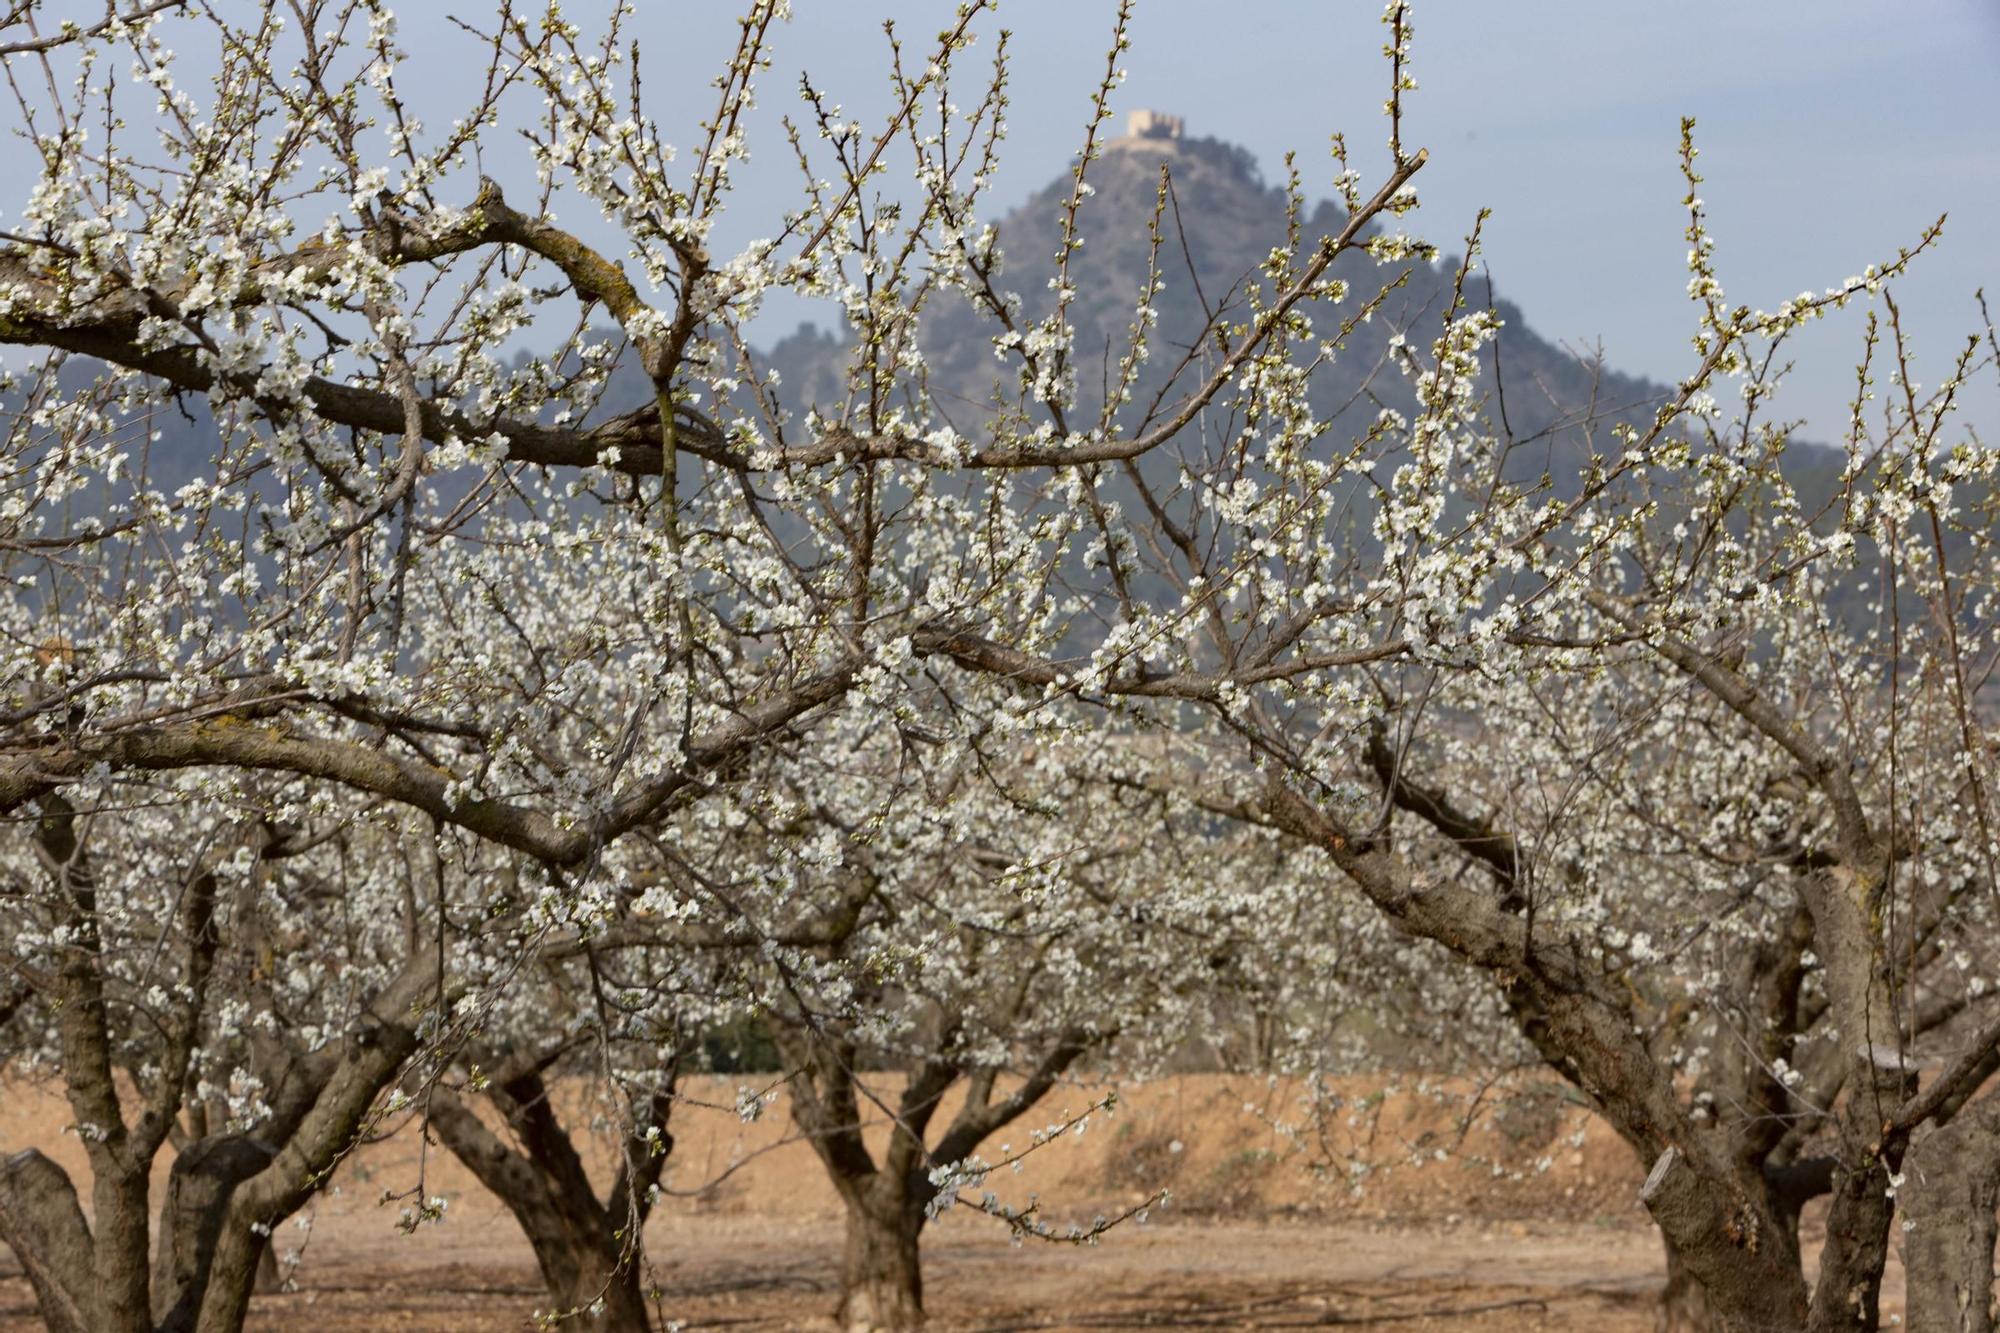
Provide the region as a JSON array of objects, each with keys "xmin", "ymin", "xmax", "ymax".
[{"xmin": 24, "ymin": 1, "xmax": 2000, "ymax": 438}]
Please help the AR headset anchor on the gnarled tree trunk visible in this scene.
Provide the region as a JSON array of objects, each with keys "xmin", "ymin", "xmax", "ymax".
[
  {"xmin": 430, "ymin": 1101, "xmax": 654, "ymax": 1332},
  {"xmin": 1901, "ymin": 1097, "xmax": 2000, "ymax": 1333},
  {"xmin": 149, "ymin": 1135, "xmax": 278, "ymax": 1333},
  {"xmin": 0, "ymin": 1149, "xmax": 95, "ymax": 1333},
  {"xmin": 1656, "ymin": 1235, "xmax": 1720, "ymax": 1333},
  {"xmin": 835, "ymin": 1178, "xmax": 926, "ymax": 1332},
  {"xmin": 778, "ymin": 1020, "xmax": 1097, "ymax": 1333},
  {"xmin": 549, "ymin": 1251, "xmax": 650, "ymax": 1333},
  {"xmin": 428, "ymin": 1063, "xmax": 671, "ymax": 1333},
  {"xmin": 1636, "ymin": 1145, "xmax": 1812, "ymax": 1332},
  {"xmin": 190, "ymin": 958, "xmax": 438, "ymax": 1333}
]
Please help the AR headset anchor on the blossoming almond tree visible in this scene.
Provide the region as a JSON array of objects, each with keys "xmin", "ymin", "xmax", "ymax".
[
  {"xmin": 0, "ymin": 3, "xmax": 1994, "ymax": 1333},
  {"xmin": 418, "ymin": 826, "xmax": 875, "ymax": 1331},
  {"xmin": 985, "ymin": 119, "xmax": 1989, "ymax": 1327},
  {"xmin": 0, "ymin": 14, "xmax": 1424, "ymax": 1330},
  {"xmin": 0, "ymin": 779, "xmax": 453, "ymax": 1333},
  {"xmin": 419, "ymin": 955, "xmax": 693, "ymax": 1333},
  {"xmin": 686, "ymin": 715, "xmax": 1276, "ymax": 1329}
]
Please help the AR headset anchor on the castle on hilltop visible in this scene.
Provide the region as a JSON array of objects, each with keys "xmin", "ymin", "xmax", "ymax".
[{"xmin": 1125, "ymin": 109, "xmax": 1183, "ymax": 141}]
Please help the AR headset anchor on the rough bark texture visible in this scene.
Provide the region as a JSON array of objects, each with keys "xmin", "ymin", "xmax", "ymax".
[
  {"xmin": 1655, "ymin": 1234, "xmax": 1721, "ymax": 1333},
  {"xmin": 1263, "ymin": 778, "xmax": 1819, "ymax": 1331},
  {"xmin": 149, "ymin": 1136, "xmax": 276, "ymax": 1333},
  {"xmin": 1636, "ymin": 1147, "xmax": 1811, "ymax": 1332},
  {"xmin": 1810, "ymin": 1145, "xmax": 1905, "ymax": 1332},
  {"xmin": 189, "ymin": 955, "xmax": 440, "ymax": 1333},
  {"xmin": 837, "ymin": 1185, "xmax": 926, "ymax": 1333},
  {"xmin": 428, "ymin": 1066, "xmax": 669, "ymax": 1333},
  {"xmin": 1343, "ymin": 628, "xmax": 2000, "ymax": 1333},
  {"xmin": 36, "ymin": 798, "xmax": 155, "ymax": 1333},
  {"xmin": 1795, "ymin": 858, "xmax": 1916, "ymax": 1333},
  {"xmin": 1902, "ymin": 1098, "xmax": 2000, "ymax": 1333},
  {"xmin": 0, "ymin": 1149, "xmax": 94, "ymax": 1333},
  {"xmin": 779, "ymin": 1031, "xmax": 932, "ymax": 1332}
]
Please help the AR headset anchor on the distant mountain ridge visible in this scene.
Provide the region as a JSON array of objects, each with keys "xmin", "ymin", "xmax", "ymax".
[
  {"xmin": 754, "ymin": 113, "xmax": 1675, "ymax": 477},
  {"xmin": 50, "ymin": 113, "xmax": 1852, "ymax": 520},
  {"xmin": 734, "ymin": 114, "xmax": 1880, "ymax": 626}
]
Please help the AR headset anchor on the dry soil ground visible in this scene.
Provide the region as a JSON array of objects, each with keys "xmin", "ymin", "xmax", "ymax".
[{"xmin": 0, "ymin": 1073, "xmax": 1897, "ymax": 1330}]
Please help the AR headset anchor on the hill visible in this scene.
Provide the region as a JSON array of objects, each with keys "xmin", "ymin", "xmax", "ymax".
[
  {"xmin": 35, "ymin": 113, "xmax": 1859, "ymax": 539},
  {"xmin": 751, "ymin": 114, "xmax": 1676, "ymax": 481}
]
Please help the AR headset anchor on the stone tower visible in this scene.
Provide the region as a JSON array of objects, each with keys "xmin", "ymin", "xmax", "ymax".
[{"xmin": 1125, "ymin": 109, "xmax": 1184, "ymax": 141}]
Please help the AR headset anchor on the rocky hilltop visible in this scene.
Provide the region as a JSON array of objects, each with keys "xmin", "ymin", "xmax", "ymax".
[{"xmin": 759, "ymin": 110, "xmax": 1672, "ymax": 476}]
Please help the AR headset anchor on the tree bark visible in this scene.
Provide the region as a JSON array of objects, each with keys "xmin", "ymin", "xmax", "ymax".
[
  {"xmin": 1656, "ymin": 1233, "xmax": 1721, "ymax": 1333},
  {"xmin": 1259, "ymin": 782, "xmax": 1823, "ymax": 1329},
  {"xmin": 1802, "ymin": 1044, "xmax": 1916, "ymax": 1333},
  {"xmin": 28, "ymin": 796, "xmax": 165, "ymax": 1333},
  {"xmin": 836, "ymin": 1183, "xmax": 926, "ymax": 1333},
  {"xmin": 1901, "ymin": 1099, "xmax": 2000, "ymax": 1333},
  {"xmin": 149, "ymin": 1135, "xmax": 276, "ymax": 1333},
  {"xmin": 428, "ymin": 1084, "xmax": 660, "ymax": 1333},
  {"xmin": 0, "ymin": 1149, "xmax": 96, "ymax": 1333},
  {"xmin": 1811, "ymin": 1151, "xmax": 1904, "ymax": 1332},
  {"xmin": 1637, "ymin": 1146, "xmax": 1812, "ymax": 1332},
  {"xmin": 254, "ymin": 1244, "xmax": 282, "ymax": 1295},
  {"xmin": 777, "ymin": 1022, "xmax": 1095, "ymax": 1331},
  {"xmin": 777, "ymin": 1030, "xmax": 932, "ymax": 1331}
]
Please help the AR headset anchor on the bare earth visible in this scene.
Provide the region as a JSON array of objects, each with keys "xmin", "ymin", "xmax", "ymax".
[{"xmin": 0, "ymin": 1073, "xmax": 1891, "ymax": 1330}]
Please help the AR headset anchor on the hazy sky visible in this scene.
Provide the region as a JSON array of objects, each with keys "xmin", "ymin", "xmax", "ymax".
[{"xmin": 26, "ymin": 1, "xmax": 2000, "ymax": 439}]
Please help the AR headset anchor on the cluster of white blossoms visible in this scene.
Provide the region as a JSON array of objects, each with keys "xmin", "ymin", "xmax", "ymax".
[{"xmin": 0, "ymin": 1, "xmax": 1994, "ymax": 1329}]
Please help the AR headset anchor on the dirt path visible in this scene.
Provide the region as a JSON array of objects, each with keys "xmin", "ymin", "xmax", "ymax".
[{"xmin": 0, "ymin": 1217, "xmax": 1669, "ymax": 1330}]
